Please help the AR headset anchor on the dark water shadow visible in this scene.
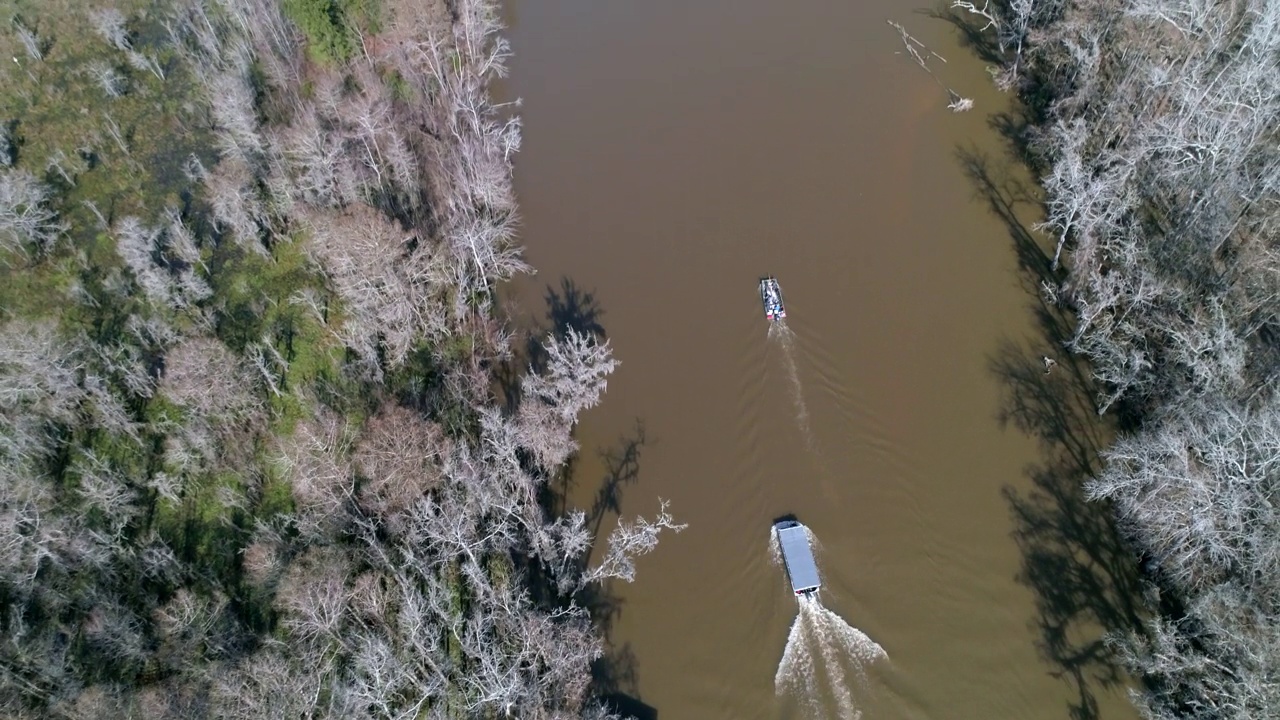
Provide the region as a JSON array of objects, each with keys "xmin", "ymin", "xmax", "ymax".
[
  {"xmin": 961, "ymin": 147, "xmax": 1151, "ymax": 720},
  {"xmin": 520, "ymin": 423, "xmax": 653, "ymax": 718},
  {"xmin": 600, "ymin": 692, "xmax": 658, "ymax": 720},
  {"xmin": 576, "ymin": 423, "xmax": 652, "ymax": 712},
  {"xmin": 921, "ymin": 4, "xmax": 1007, "ymax": 66},
  {"xmin": 547, "ymin": 276, "xmax": 608, "ymax": 341},
  {"xmin": 494, "ymin": 275, "xmax": 607, "ymax": 412},
  {"xmin": 924, "ymin": 0, "xmax": 1059, "ymax": 136},
  {"xmin": 526, "ymin": 276, "xmax": 608, "ymax": 376},
  {"xmin": 498, "ymin": 279, "xmax": 655, "ymax": 717}
]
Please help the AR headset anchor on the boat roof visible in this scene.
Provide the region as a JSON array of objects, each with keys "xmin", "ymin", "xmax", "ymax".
[{"xmin": 775, "ymin": 521, "xmax": 820, "ymax": 594}]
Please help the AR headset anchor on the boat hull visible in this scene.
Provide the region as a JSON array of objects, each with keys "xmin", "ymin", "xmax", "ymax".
[{"xmin": 759, "ymin": 276, "xmax": 786, "ymax": 320}]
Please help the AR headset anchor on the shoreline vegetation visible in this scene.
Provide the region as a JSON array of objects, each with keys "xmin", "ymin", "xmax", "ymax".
[
  {"xmin": 0, "ymin": 0, "xmax": 683, "ymax": 717},
  {"xmin": 961, "ymin": 0, "xmax": 1280, "ymax": 716},
  {"xmin": 9, "ymin": 0, "xmax": 1275, "ymax": 716}
]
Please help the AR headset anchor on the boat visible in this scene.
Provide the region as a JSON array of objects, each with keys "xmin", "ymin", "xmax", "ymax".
[
  {"xmin": 759, "ymin": 276, "xmax": 786, "ymax": 321},
  {"xmin": 773, "ymin": 519, "xmax": 820, "ymax": 596}
]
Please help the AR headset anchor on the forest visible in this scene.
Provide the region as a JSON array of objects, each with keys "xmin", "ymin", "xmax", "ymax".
[
  {"xmin": 0, "ymin": 0, "xmax": 682, "ymax": 717},
  {"xmin": 967, "ymin": 0, "xmax": 1280, "ymax": 716}
]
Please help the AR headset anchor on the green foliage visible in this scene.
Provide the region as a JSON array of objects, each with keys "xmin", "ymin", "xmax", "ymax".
[
  {"xmin": 72, "ymin": 231, "xmax": 153, "ymax": 340},
  {"xmin": 388, "ymin": 339, "xmax": 483, "ymax": 440},
  {"xmin": 1, "ymin": 6, "xmax": 213, "ymax": 241},
  {"xmin": 282, "ymin": 0, "xmax": 348, "ymax": 64},
  {"xmin": 144, "ymin": 392, "xmax": 185, "ymax": 427},
  {"xmin": 0, "ymin": 1, "xmax": 214, "ymax": 338},
  {"xmin": 150, "ymin": 472, "xmax": 246, "ymax": 579},
  {"xmin": 207, "ymin": 235, "xmax": 344, "ymax": 430},
  {"xmin": 0, "ymin": 251, "xmax": 74, "ymax": 321},
  {"xmin": 0, "ymin": 0, "xmax": 642, "ymax": 717},
  {"xmin": 281, "ymin": 0, "xmax": 382, "ymax": 65},
  {"xmin": 256, "ymin": 467, "xmax": 296, "ymax": 520},
  {"xmin": 382, "ymin": 67, "xmax": 413, "ymax": 102}
]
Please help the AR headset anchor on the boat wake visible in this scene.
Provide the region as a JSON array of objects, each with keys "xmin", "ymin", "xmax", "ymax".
[
  {"xmin": 768, "ymin": 321, "xmax": 818, "ymax": 457},
  {"xmin": 772, "ymin": 528, "xmax": 886, "ymax": 719}
]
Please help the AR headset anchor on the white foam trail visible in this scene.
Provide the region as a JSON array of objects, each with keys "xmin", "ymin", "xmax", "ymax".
[
  {"xmin": 776, "ymin": 603, "xmax": 825, "ymax": 718},
  {"xmin": 803, "ymin": 523, "xmax": 823, "ymax": 556},
  {"xmin": 768, "ymin": 322, "xmax": 839, "ymax": 505},
  {"xmin": 773, "ymin": 524, "xmax": 885, "ymax": 718},
  {"xmin": 769, "ymin": 322, "xmax": 816, "ymax": 452},
  {"xmin": 776, "ymin": 594, "xmax": 887, "ymax": 718}
]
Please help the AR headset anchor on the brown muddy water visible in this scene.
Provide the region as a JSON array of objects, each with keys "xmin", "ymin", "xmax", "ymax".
[{"xmin": 498, "ymin": 1, "xmax": 1146, "ymax": 718}]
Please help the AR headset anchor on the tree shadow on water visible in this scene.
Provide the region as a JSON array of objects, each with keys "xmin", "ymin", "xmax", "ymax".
[
  {"xmin": 494, "ymin": 276, "xmax": 607, "ymax": 412},
  {"xmin": 965, "ymin": 148, "xmax": 1151, "ymax": 720},
  {"xmin": 525, "ymin": 277, "xmax": 608, "ymax": 376},
  {"xmin": 570, "ymin": 422, "xmax": 657, "ymax": 718},
  {"xmin": 920, "ymin": 3, "xmax": 1008, "ymax": 66},
  {"xmin": 500, "ymin": 275, "xmax": 655, "ymax": 716},
  {"xmin": 925, "ymin": 3, "xmax": 1060, "ymax": 136},
  {"xmin": 517, "ymin": 426, "xmax": 657, "ymax": 716},
  {"xmin": 546, "ymin": 276, "xmax": 608, "ymax": 342}
]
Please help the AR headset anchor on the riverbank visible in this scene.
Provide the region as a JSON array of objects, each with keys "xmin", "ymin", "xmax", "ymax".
[
  {"xmin": 0, "ymin": 1, "xmax": 677, "ymax": 716},
  {"xmin": 963, "ymin": 0, "xmax": 1280, "ymax": 716}
]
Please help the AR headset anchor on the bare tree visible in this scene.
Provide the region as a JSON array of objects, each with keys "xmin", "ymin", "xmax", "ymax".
[
  {"xmin": 0, "ymin": 463, "xmax": 60, "ymax": 591},
  {"xmin": 0, "ymin": 124, "xmax": 13, "ymax": 167},
  {"xmin": 13, "ymin": 19, "xmax": 43, "ymax": 61},
  {"xmin": 72, "ymin": 448, "xmax": 141, "ymax": 542},
  {"xmin": 1089, "ymin": 393, "xmax": 1280, "ymax": 593},
  {"xmin": 202, "ymin": 53, "xmax": 265, "ymax": 165},
  {"xmin": 888, "ymin": 20, "xmax": 974, "ymax": 111},
  {"xmin": 159, "ymin": 207, "xmax": 213, "ymax": 306},
  {"xmin": 0, "ymin": 170, "xmax": 64, "ymax": 255},
  {"xmin": 583, "ymin": 499, "xmax": 687, "ymax": 585},
  {"xmin": 89, "ymin": 8, "xmax": 132, "ymax": 51},
  {"xmin": 83, "ymin": 603, "xmax": 148, "ymax": 668},
  {"xmin": 203, "ymin": 155, "xmax": 266, "ymax": 254},
  {"xmin": 210, "ymin": 645, "xmax": 326, "ymax": 720},
  {"xmin": 0, "ymin": 2, "xmax": 691, "ymax": 717},
  {"xmin": 46, "ymin": 149, "xmax": 86, "ymax": 187},
  {"xmin": 273, "ymin": 107, "xmax": 344, "ymax": 207},
  {"xmin": 101, "ymin": 113, "xmax": 130, "ymax": 155},
  {"xmin": 1035, "ymin": 119, "xmax": 1133, "ymax": 271},
  {"xmin": 83, "ymin": 373, "xmax": 139, "ymax": 441},
  {"xmin": 530, "ymin": 509, "xmax": 593, "ymax": 595},
  {"xmin": 515, "ymin": 329, "xmax": 618, "ymax": 470},
  {"xmin": 137, "ymin": 533, "xmax": 182, "ymax": 585},
  {"xmin": 0, "ymin": 322, "xmax": 85, "ymax": 465},
  {"xmin": 277, "ymin": 409, "xmax": 354, "ymax": 540},
  {"xmin": 125, "ymin": 49, "xmax": 165, "ymax": 81},
  {"xmin": 88, "ymin": 62, "xmax": 126, "ymax": 98},
  {"xmin": 353, "ymin": 405, "xmax": 447, "ymax": 524},
  {"xmin": 1010, "ymin": 1, "xmax": 1280, "ymax": 717},
  {"xmin": 277, "ymin": 545, "xmax": 352, "ymax": 650},
  {"xmin": 154, "ymin": 589, "xmax": 229, "ymax": 662},
  {"xmin": 302, "ymin": 205, "xmax": 451, "ymax": 367},
  {"xmin": 113, "ymin": 216, "xmax": 172, "ymax": 305},
  {"xmin": 159, "ymin": 338, "xmax": 263, "ymax": 427},
  {"xmin": 522, "ymin": 329, "xmax": 617, "ymax": 424},
  {"xmin": 241, "ymin": 525, "xmax": 284, "ymax": 587}
]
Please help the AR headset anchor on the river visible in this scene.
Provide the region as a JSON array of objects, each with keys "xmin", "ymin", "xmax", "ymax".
[{"xmin": 498, "ymin": 0, "xmax": 1146, "ymax": 718}]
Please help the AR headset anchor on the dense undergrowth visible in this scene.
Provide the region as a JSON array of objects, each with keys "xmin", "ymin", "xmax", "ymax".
[{"xmin": 0, "ymin": 1, "xmax": 681, "ymax": 717}]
